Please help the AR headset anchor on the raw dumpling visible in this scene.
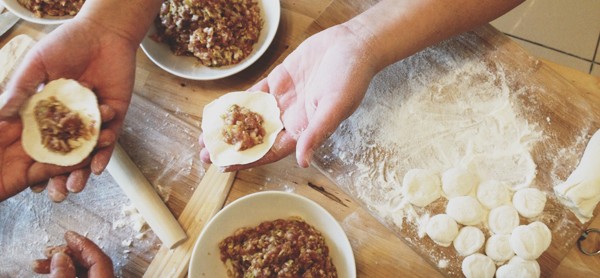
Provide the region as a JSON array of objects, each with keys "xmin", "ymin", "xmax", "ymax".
[
  {"xmin": 20, "ymin": 79, "xmax": 101, "ymax": 166},
  {"xmin": 202, "ymin": 91, "xmax": 283, "ymax": 167}
]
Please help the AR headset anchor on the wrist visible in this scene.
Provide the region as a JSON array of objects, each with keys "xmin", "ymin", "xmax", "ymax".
[{"xmin": 75, "ymin": 0, "xmax": 162, "ymax": 47}]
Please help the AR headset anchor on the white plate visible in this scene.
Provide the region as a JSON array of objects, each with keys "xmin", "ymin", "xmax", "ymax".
[
  {"xmin": 189, "ymin": 191, "xmax": 356, "ymax": 278},
  {"xmin": 1, "ymin": 0, "xmax": 73, "ymax": 24},
  {"xmin": 140, "ymin": 0, "xmax": 280, "ymax": 80}
]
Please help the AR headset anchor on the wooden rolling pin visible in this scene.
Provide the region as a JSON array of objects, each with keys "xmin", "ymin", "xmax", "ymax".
[
  {"xmin": 144, "ymin": 165, "xmax": 236, "ymax": 277},
  {"xmin": 106, "ymin": 143, "xmax": 188, "ymax": 249}
]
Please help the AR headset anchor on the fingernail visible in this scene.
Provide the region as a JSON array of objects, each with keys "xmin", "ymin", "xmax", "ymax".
[{"xmin": 48, "ymin": 188, "xmax": 67, "ymax": 203}]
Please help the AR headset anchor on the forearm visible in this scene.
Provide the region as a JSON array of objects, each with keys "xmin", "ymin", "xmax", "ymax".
[
  {"xmin": 75, "ymin": 0, "xmax": 163, "ymax": 46},
  {"xmin": 344, "ymin": 0, "xmax": 524, "ymax": 72}
]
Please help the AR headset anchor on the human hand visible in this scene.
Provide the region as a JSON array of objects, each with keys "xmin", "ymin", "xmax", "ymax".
[
  {"xmin": 0, "ymin": 17, "xmax": 138, "ymax": 201},
  {"xmin": 199, "ymin": 24, "xmax": 379, "ymax": 171},
  {"xmin": 32, "ymin": 231, "xmax": 114, "ymax": 278},
  {"xmin": 0, "ymin": 104, "xmax": 116, "ymax": 202}
]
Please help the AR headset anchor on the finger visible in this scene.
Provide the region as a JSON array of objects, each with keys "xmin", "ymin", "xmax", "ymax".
[
  {"xmin": 296, "ymin": 102, "xmax": 348, "ymax": 168},
  {"xmin": 220, "ymin": 131, "xmax": 296, "ymax": 172},
  {"xmin": 30, "ymin": 182, "xmax": 48, "ymax": 193},
  {"xmin": 66, "ymin": 168, "xmax": 91, "ymax": 193},
  {"xmin": 47, "ymin": 175, "xmax": 69, "ymax": 202},
  {"xmin": 0, "ymin": 49, "xmax": 47, "ymax": 119},
  {"xmin": 49, "ymin": 252, "xmax": 76, "ymax": 278},
  {"xmin": 32, "ymin": 259, "xmax": 51, "ymax": 274},
  {"xmin": 64, "ymin": 231, "xmax": 114, "ymax": 277},
  {"xmin": 96, "ymin": 129, "xmax": 117, "ymax": 149},
  {"xmin": 91, "ymin": 144, "xmax": 115, "ymax": 175},
  {"xmin": 99, "ymin": 104, "xmax": 116, "ymax": 123},
  {"xmin": 44, "ymin": 245, "xmax": 70, "ymax": 258}
]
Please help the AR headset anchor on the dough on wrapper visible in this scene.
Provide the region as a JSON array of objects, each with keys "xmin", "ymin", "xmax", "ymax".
[
  {"xmin": 477, "ymin": 180, "xmax": 511, "ymax": 210},
  {"xmin": 446, "ymin": 196, "xmax": 484, "ymax": 226},
  {"xmin": 402, "ymin": 169, "xmax": 441, "ymax": 207},
  {"xmin": 485, "ymin": 234, "xmax": 514, "ymax": 263},
  {"xmin": 20, "ymin": 78, "xmax": 101, "ymax": 166},
  {"xmin": 513, "ymin": 188, "xmax": 546, "ymax": 218},
  {"xmin": 461, "ymin": 253, "xmax": 496, "ymax": 278},
  {"xmin": 554, "ymin": 129, "xmax": 600, "ymax": 223},
  {"xmin": 510, "ymin": 221, "xmax": 551, "ymax": 260},
  {"xmin": 201, "ymin": 91, "xmax": 284, "ymax": 167},
  {"xmin": 496, "ymin": 256, "xmax": 541, "ymax": 278},
  {"xmin": 453, "ymin": 226, "xmax": 485, "ymax": 256},
  {"xmin": 442, "ymin": 167, "xmax": 479, "ymax": 198},
  {"xmin": 425, "ymin": 214, "xmax": 459, "ymax": 247},
  {"xmin": 488, "ymin": 205, "xmax": 520, "ymax": 235}
]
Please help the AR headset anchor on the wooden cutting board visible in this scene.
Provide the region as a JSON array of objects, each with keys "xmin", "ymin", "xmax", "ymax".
[{"xmin": 312, "ymin": 1, "xmax": 600, "ymax": 277}]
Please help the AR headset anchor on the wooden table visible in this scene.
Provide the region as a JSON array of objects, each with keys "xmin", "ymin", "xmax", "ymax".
[{"xmin": 1, "ymin": 0, "xmax": 599, "ymax": 277}]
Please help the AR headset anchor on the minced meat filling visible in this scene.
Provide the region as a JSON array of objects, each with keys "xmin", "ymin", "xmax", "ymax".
[
  {"xmin": 219, "ymin": 218, "xmax": 338, "ymax": 278},
  {"xmin": 33, "ymin": 96, "xmax": 94, "ymax": 154},
  {"xmin": 221, "ymin": 104, "xmax": 266, "ymax": 151},
  {"xmin": 18, "ymin": 0, "xmax": 85, "ymax": 18},
  {"xmin": 154, "ymin": 0, "xmax": 263, "ymax": 67}
]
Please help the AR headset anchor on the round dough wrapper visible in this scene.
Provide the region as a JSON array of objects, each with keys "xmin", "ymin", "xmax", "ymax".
[
  {"xmin": 461, "ymin": 253, "xmax": 496, "ymax": 278},
  {"xmin": 442, "ymin": 167, "xmax": 478, "ymax": 198},
  {"xmin": 446, "ymin": 196, "xmax": 485, "ymax": 226},
  {"xmin": 201, "ymin": 91, "xmax": 283, "ymax": 167},
  {"xmin": 453, "ymin": 226, "xmax": 485, "ymax": 257},
  {"xmin": 401, "ymin": 169, "xmax": 441, "ymax": 207},
  {"xmin": 485, "ymin": 234, "xmax": 514, "ymax": 263},
  {"xmin": 20, "ymin": 78, "xmax": 101, "ymax": 166},
  {"xmin": 488, "ymin": 205, "xmax": 520, "ymax": 235},
  {"xmin": 513, "ymin": 187, "xmax": 547, "ymax": 218},
  {"xmin": 425, "ymin": 214, "xmax": 459, "ymax": 247},
  {"xmin": 477, "ymin": 180, "xmax": 512, "ymax": 210}
]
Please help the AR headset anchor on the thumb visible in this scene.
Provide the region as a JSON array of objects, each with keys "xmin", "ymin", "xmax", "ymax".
[
  {"xmin": 0, "ymin": 49, "xmax": 47, "ymax": 119},
  {"xmin": 49, "ymin": 252, "xmax": 76, "ymax": 278}
]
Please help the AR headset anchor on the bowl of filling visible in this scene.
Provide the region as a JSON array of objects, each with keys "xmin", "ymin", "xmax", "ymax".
[
  {"xmin": 1, "ymin": 0, "xmax": 83, "ymax": 24},
  {"xmin": 189, "ymin": 191, "xmax": 356, "ymax": 278},
  {"xmin": 140, "ymin": 0, "xmax": 280, "ymax": 80}
]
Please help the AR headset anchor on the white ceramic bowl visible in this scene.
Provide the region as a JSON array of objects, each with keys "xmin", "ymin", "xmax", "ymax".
[
  {"xmin": 140, "ymin": 0, "xmax": 280, "ymax": 80},
  {"xmin": 1, "ymin": 0, "xmax": 74, "ymax": 24},
  {"xmin": 189, "ymin": 191, "xmax": 356, "ymax": 278}
]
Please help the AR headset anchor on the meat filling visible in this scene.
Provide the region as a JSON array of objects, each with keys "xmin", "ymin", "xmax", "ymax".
[
  {"xmin": 33, "ymin": 96, "xmax": 95, "ymax": 154},
  {"xmin": 18, "ymin": 0, "xmax": 85, "ymax": 18},
  {"xmin": 154, "ymin": 0, "xmax": 263, "ymax": 67},
  {"xmin": 221, "ymin": 104, "xmax": 266, "ymax": 151},
  {"xmin": 219, "ymin": 218, "xmax": 338, "ymax": 278}
]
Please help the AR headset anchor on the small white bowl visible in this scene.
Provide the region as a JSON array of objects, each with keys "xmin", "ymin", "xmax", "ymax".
[
  {"xmin": 1, "ymin": 0, "xmax": 74, "ymax": 25},
  {"xmin": 189, "ymin": 191, "xmax": 356, "ymax": 278},
  {"xmin": 140, "ymin": 0, "xmax": 280, "ymax": 80}
]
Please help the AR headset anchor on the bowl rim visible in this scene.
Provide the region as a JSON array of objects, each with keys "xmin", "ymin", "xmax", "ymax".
[{"xmin": 188, "ymin": 190, "xmax": 357, "ymax": 278}]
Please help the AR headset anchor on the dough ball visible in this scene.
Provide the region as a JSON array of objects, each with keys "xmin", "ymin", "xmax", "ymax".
[
  {"xmin": 425, "ymin": 214, "xmax": 459, "ymax": 247},
  {"xmin": 201, "ymin": 91, "xmax": 284, "ymax": 167},
  {"xmin": 510, "ymin": 222, "xmax": 552, "ymax": 260},
  {"xmin": 513, "ymin": 188, "xmax": 546, "ymax": 218},
  {"xmin": 485, "ymin": 234, "xmax": 514, "ymax": 263},
  {"xmin": 461, "ymin": 253, "xmax": 496, "ymax": 278},
  {"xmin": 477, "ymin": 180, "xmax": 511, "ymax": 210},
  {"xmin": 20, "ymin": 78, "xmax": 101, "ymax": 166},
  {"xmin": 442, "ymin": 167, "xmax": 479, "ymax": 198},
  {"xmin": 401, "ymin": 169, "xmax": 441, "ymax": 207},
  {"xmin": 453, "ymin": 226, "xmax": 485, "ymax": 256},
  {"xmin": 496, "ymin": 256, "xmax": 540, "ymax": 278},
  {"xmin": 446, "ymin": 196, "xmax": 485, "ymax": 226},
  {"xmin": 488, "ymin": 205, "xmax": 520, "ymax": 235}
]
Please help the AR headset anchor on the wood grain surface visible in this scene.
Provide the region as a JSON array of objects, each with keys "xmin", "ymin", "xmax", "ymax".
[{"xmin": 0, "ymin": 0, "xmax": 599, "ymax": 277}]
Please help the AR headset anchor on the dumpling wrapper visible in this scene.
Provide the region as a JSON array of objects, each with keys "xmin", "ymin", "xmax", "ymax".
[
  {"xmin": 20, "ymin": 78, "xmax": 101, "ymax": 166},
  {"xmin": 202, "ymin": 91, "xmax": 283, "ymax": 167}
]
